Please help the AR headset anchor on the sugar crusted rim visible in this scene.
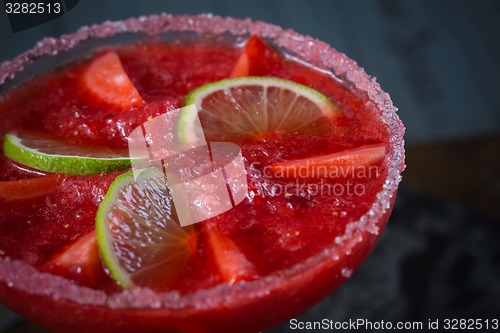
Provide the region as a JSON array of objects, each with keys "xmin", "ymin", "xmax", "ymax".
[{"xmin": 0, "ymin": 14, "xmax": 405, "ymax": 310}]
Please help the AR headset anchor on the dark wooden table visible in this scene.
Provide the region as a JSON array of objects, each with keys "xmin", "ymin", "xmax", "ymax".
[{"xmin": 403, "ymin": 135, "xmax": 500, "ymax": 221}]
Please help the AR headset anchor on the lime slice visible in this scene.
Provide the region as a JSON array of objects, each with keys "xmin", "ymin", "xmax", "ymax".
[
  {"xmin": 96, "ymin": 168, "xmax": 196, "ymax": 289},
  {"xmin": 3, "ymin": 131, "xmax": 132, "ymax": 175},
  {"xmin": 183, "ymin": 77, "xmax": 340, "ymax": 139}
]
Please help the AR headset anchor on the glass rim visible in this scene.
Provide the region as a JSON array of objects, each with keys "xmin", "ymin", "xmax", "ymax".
[{"xmin": 0, "ymin": 13, "xmax": 405, "ymax": 310}]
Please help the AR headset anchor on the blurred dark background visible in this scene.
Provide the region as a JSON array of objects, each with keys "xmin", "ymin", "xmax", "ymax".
[{"xmin": 0, "ymin": 0, "xmax": 499, "ymax": 332}]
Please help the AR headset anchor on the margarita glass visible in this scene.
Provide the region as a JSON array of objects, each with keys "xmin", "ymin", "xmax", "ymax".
[{"xmin": 0, "ymin": 14, "xmax": 405, "ymax": 333}]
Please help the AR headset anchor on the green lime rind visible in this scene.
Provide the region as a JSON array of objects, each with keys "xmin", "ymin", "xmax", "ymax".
[
  {"xmin": 95, "ymin": 167, "xmax": 163, "ymax": 289},
  {"xmin": 95, "ymin": 170, "xmax": 136, "ymax": 288},
  {"xmin": 174, "ymin": 104, "xmax": 203, "ymax": 145},
  {"xmin": 184, "ymin": 76, "xmax": 337, "ymax": 113},
  {"xmin": 3, "ymin": 133, "xmax": 132, "ymax": 175}
]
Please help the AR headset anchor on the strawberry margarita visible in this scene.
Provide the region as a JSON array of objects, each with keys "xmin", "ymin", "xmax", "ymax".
[{"xmin": 0, "ymin": 14, "xmax": 404, "ymax": 333}]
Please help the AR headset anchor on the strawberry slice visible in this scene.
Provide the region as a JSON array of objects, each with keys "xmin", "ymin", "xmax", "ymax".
[
  {"xmin": 81, "ymin": 51, "xmax": 144, "ymax": 111},
  {"xmin": 230, "ymin": 35, "xmax": 282, "ymax": 77},
  {"xmin": 0, "ymin": 175, "xmax": 61, "ymax": 201},
  {"xmin": 40, "ymin": 231, "xmax": 105, "ymax": 288},
  {"xmin": 269, "ymin": 143, "xmax": 387, "ymax": 179},
  {"xmin": 205, "ymin": 224, "xmax": 257, "ymax": 285}
]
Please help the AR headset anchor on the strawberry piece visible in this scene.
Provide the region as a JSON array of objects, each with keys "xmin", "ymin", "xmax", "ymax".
[
  {"xmin": 230, "ymin": 35, "xmax": 282, "ymax": 77},
  {"xmin": 205, "ymin": 224, "xmax": 257, "ymax": 285},
  {"xmin": 269, "ymin": 143, "xmax": 387, "ymax": 179},
  {"xmin": 40, "ymin": 231, "xmax": 105, "ymax": 288},
  {"xmin": 0, "ymin": 175, "xmax": 61, "ymax": 201},
  {"xmin": 81, "ymin": 51, "xmax": 144, "ymax": 111}
]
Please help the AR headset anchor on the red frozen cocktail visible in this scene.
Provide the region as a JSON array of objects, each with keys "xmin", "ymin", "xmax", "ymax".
[{"xmin": 0, "ymin": 14, "xmax": 405, "ymax": 333}]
